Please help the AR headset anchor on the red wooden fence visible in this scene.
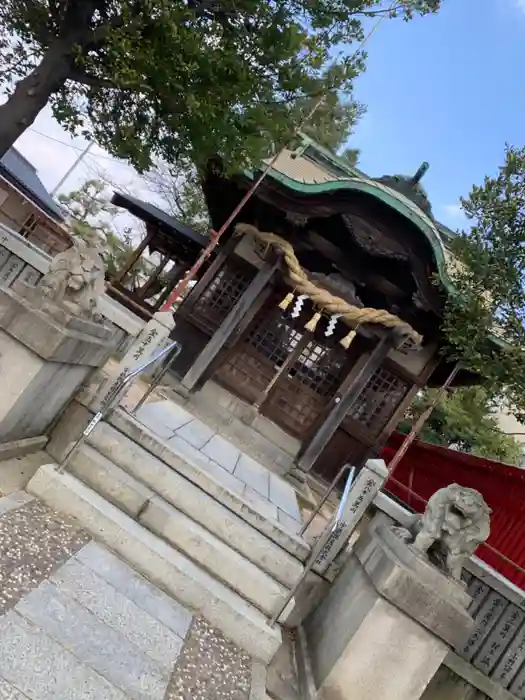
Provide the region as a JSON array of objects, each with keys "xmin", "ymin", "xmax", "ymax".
[{"xmin": 381, "ymin": 433, "xmax": 525, "ymax": 589}]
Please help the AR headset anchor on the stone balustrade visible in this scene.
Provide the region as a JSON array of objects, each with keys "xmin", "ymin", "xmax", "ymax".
[{"xmin": 0, "ymin": 222, "xmax": 144, "ymax": 355}]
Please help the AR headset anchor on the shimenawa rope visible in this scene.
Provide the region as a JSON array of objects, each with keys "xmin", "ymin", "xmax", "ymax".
[{"xmin": 235, "ymin": 223, "xmax": 422, "ymax": 346}]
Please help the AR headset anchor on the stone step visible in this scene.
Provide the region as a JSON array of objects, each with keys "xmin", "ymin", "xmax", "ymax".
[
  {"xmin": 105, "ymin": 409, "xmax": 310, "ymax": 562},
  {"xmin": 70, "ymin": 443, "xmax": 290, "ymax": 617},
  {"xmin": 87, "ymin": 420, "xmax": 309, "ymax": 589},
  {"xmin": 27, "ymin": 464, "xmax": 282, "ymax": 664}
]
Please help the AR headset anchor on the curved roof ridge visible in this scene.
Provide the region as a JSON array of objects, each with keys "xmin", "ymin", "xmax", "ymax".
[{"xmin": 247, "ymin": 165, "xmax": 454, "ymax": 293}]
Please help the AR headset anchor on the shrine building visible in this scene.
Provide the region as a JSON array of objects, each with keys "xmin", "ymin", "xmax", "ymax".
[{"xmin": 115, "ymin": 135, "xmax": 475, "ymax": 485}]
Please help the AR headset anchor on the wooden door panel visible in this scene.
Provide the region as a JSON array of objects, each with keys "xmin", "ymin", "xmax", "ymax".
[
  {"xmin": 311, "ymin": 430, "xmax": 370, "ymax": 486},
  {"xmin": 191, "ymin": 258, "xmax": 254, "ymax": 333},
  {"xmin": 264, "ymin": 378, "xmax": 327, "ymax": 439},
  {"xmin": 215, "ymin": 346, "xmax": 274, "ymax": 403}
]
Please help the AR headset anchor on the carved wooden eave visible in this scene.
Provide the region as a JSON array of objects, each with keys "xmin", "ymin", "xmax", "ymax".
[
  {"xmin": 204, "ymin": 164, "xmax": 446, "ymax": 320},
  {"xmin": 309, "ymin": 272, "xmax": 364, "ymax": 309},
  {"xmin": 340, "ymin": 211, "xmax": 441, "ymax": 316}
]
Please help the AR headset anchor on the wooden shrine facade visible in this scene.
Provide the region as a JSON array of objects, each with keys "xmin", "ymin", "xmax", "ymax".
[
  {"xmin": 168, "ymin": 157, "xmax": 472, "ymax": 483},
  {"xmin": 108, "ymin": 192, "xmax": 207, "ymax": 318}
]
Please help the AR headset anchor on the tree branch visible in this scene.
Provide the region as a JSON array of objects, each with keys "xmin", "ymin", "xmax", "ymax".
[
  {"xmin": 260, "ymin": 85, "xmax": 339, "ymax": 107},
  {"xmin": 351, "ymin": 3, "xmax": 405, "ymax": 17},
  {"xmin": 68, "ymin": 68, "xmax": 119, "ymax": 89},
  {"xmin": 83, "ymin": 15, "xmax": 128, "ymax": 47},
  {"xmin": 82, "ymin": 0, "xmax": 158, "ymax": 47}
]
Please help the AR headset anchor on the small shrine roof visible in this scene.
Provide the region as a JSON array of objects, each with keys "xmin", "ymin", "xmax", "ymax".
[{"xmin": 112, "ymin": 192, "xmax": 208, "ymax": 257}]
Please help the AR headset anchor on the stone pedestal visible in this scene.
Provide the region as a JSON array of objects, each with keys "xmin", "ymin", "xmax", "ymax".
[
  {"xmin": 304, "ymin": 524, "xmax": 474, "ymax": 700},
  {"xmin": 0, "ymin": 285, "xmax": 116, "ymax": 442}
]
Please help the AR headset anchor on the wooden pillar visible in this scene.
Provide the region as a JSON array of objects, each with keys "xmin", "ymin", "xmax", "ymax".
[
  {"xmin": 181, "ymin": 257, "xmax": 280, "ymax": 393},
  {"xmin": 372, "ymin": 355, "xmax": 441, "ymax": 450},
  {"xmin": 197, "ymin": 283, "xmax": 274, "ymax": 389},
  {"xmin": 153, "ymin": 261, "xmax": 186, "ymax": 311},
  {"xmin": 297, "ymin": 330, "xmax": 399, "ymax": 472},
  {"xmin": 112, "ymin": 226, "xmax": 155, "ymax": 284},
  {"xmin": 138, "ymin": 253, "xmax": 169, "ymax": 299}
]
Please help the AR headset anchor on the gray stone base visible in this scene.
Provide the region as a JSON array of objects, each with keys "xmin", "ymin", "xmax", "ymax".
[
  {"xmin": 13, "ymin": 279, "xmax": 114, "ymax": 341},
  {"xmin": 0, "ymin": 286, "xmax": 116, "ymax": 442},
  {"xmin": 304, "ymin": 524, "xmax": 475, "ymax": 700},
  {"xmin": 0, "ymin": 285, "xmax": 114, "ymax": 364},
  {"xmin": 355, "ymin": 525, "xmax": 473, "ymax": 646},
  {"xmin": 0, "ymin": 435, "xmax": 48, "ymax": 461}
]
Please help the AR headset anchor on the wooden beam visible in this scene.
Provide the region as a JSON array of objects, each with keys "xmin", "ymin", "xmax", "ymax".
[
  {"xmin": 305, "ymin": 231, "xmax": 406, "ymax": 300},
  {"xmin": 297, "ymin": 330, "xmax": 399, "ymax": 472},
  {"xmin": 181, "ymin": 257, "xmax": 280, "ymax": 393},
  {"xmin": 375, "ymin": 383, "xmax": 420, "ymax": 449},
  {"xmin": 137, "ymin": 254, "xmax": 169, "ymax": 299},
  {"xmin": 153, "ymin": 261, "xmax": 186, "ymax": 311},
  {"xmin": 372, "ymin": 353, "xmax": 441, "ymax": 449},
  {"xmin": 106, "ymin": 284, "xmax": 154, "ymax": 319}
]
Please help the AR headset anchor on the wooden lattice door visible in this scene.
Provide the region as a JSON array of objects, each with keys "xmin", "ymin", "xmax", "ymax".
[
  {"xmin": 342, "ymin": 364, "xmax": 412, "ymax": 440},
  {"xmin": 215, "ymin": 304, "xmax": 353, "ymax": 439},
  {"xmin": 189, "ymin": 258, "xmax": 255, "ymax": 334},
  {"xmin": 311, "ymin": 363, "xmax": 413, "ymax": 484}
]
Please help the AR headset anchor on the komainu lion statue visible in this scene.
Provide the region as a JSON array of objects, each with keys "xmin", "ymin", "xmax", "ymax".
[
  {"xmin": 37, "ymin": 229, "xmax": 106, "ymax": 321},
  {"xmin": 396, "ymin": 484, "xmax": 491, "ymax": 582}
]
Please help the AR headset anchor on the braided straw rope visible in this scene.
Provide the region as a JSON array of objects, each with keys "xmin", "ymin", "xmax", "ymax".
[{"xmin": 235, "ymin": 223, "xmax": 422, "ymax": 345}]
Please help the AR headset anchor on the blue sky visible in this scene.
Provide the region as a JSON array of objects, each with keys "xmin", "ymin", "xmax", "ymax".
[{"xmin": 349, "ymin": 0, "xmax": 525, "ymax": 228}]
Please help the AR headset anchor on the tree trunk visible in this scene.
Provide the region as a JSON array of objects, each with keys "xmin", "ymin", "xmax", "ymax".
[{"xmin": 0, "ymin": 43, "xmax": 74, "ymax": 158}]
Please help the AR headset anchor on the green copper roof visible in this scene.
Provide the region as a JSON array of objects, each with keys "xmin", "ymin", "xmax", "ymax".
[
  {"xmin": 374, "ymin": 173, "xmax": 433, "ymax": 218},
  {"xmin": 242, "ymin": 138, "xmax": 505, "ymax": 361},
  {"xmin": 244, "ymin": 163, "xmax": 456, "ymax": 295}
]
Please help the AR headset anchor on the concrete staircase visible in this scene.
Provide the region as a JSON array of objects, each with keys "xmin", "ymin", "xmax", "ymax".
[{"xmin": 28, "ymin": 405, "xmax": 318, "ymax": 665}]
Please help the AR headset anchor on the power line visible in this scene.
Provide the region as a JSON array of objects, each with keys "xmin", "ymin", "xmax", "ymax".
[
  {"xmin": 51, "ymin": 142, "xmax": 94, "ymax": 194},
  {"xmin": 27, "ymin": 127, "xmax": 124, "ymax": 164}
]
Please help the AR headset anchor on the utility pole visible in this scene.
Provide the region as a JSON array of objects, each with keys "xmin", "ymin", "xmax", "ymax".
[{"xmin": 51, "ymin": 142, "xmax": 94, "ymax": 195}]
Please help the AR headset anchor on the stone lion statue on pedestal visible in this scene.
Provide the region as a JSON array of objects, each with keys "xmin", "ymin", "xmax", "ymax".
[
  {"xmin": 38, "ymin": 229, "xmax": 106, "ymax": 321},
  {"xmin": 395, "ymin": 484, "xmax": 492, "ymax": 582}
]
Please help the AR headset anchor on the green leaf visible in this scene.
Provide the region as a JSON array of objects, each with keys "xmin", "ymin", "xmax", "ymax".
[
  {"xmin": 442, "ymin": 145, "xmax": 525, "ymax": 425},
  {"xmin": 397, "ymin": 387, "xmax": 523, "ymax": 466},
  {"xmin": 0, "ymin": 0, "xmax": 442, "ymax": 168}
]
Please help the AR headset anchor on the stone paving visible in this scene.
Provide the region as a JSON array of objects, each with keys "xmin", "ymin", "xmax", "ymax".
[
  {"xmin": 135, "ymin": 401, "xmax": 302, "ymax": 534},
  {"xmin": 164, "ymin": 618, "xmax": 252, "ymax": 700},
  {"xmin": 0, "ymin": 493, "xmax": 262, "ymax": 699}
]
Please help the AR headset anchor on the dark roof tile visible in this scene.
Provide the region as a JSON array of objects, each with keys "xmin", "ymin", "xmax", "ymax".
[{"xmin": 0, "ymin": 148, "xmax": 64, "ymax": 222}]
